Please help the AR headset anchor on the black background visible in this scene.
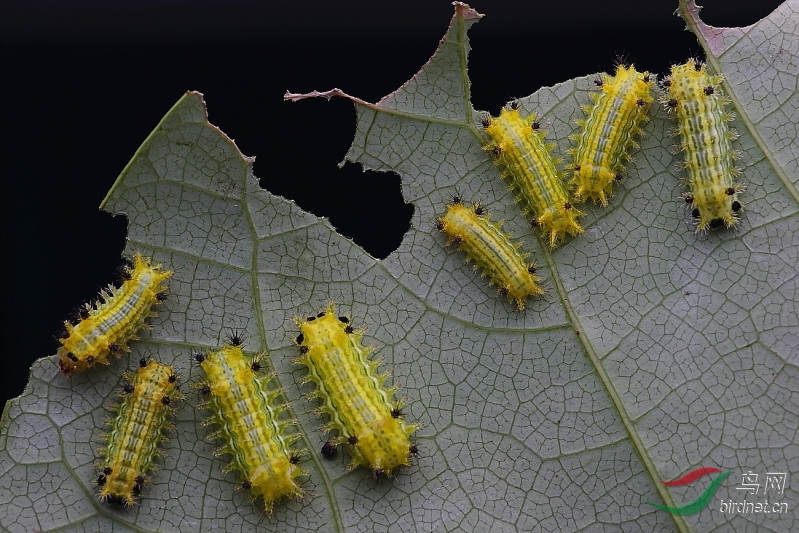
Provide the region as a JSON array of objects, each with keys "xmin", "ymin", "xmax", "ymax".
[{"xmin": 1, "ymin": 0, "xmax": 783, "ymax": 412}]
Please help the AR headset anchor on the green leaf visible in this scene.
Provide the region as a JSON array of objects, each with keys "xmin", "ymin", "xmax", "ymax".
[{"xmin": 1, "ymin": 1, "xmax": 796, "ymax": 531}]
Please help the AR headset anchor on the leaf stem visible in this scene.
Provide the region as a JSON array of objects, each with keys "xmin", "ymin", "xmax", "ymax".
[{"xmin": 540, "ymin": 246, "xmax": 691, "ymax": 533}]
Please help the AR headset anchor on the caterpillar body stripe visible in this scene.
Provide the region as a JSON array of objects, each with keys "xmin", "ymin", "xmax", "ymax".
[
  {"xmin": 58, "ymin": 253, "xmax": 171, "ymax": 374},
  {"xmin": 196, "ymin": 342, "xmax": 305, "ymax": 514},
  {"xmin": 482, "ymin": 105, "xmax": 584, "ymax": 247},
  {"xmin": 662, "ymin": 59, "xmax": 744, "ymax": 231},
  {"xmin": 97, "ymin": 358, "xmax": 181, "ymax": 506},
  {"xmin": 569, "ymin": 64, "xmax": 655, "ymax": 206},
  {"xmin": 295, "ymin": 303, "xmax": 418, "ymax": 478},
  {"xmin": 437, "ymin": 198, "xmax": 544, "ymax": 310}
]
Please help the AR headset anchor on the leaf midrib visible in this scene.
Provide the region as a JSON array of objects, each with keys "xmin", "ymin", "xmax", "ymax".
[{"xmin": 345, "ymin": 11, "xmax": 690, "ymax": 531}]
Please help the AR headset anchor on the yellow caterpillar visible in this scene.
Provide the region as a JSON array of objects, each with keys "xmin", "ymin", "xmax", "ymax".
[
  {"xmin": 569, "ymin": 64, "xmax": 655, "ymax": 205},
  {"xmin": 97, "ymin": 358, "xmax": 181, "ymax": 506},
  {"xmin": 662, "ymin": 59, "xmax": 744, "ymax": 231},
  {"xmin": 482, "ymin": 103, "xmax": 584, "ymax": 247},
  {"xmin": 295, "ymin": 303, "xmax": 418, "ymax": 478},
  {"xmin": 58, "ymin": 253, "xmax": 171, "ymax": 374},
  {"xmin": 437, "ymin": 198, "xmax": 543, "ymax": 310},
  {"xmin": 196, "ymin": 340, "xmax": 305, "ymax": 514}
]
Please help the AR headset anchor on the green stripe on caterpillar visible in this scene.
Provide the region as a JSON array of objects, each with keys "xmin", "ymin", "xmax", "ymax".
[
  {"xmin": 58, "ymin": 253, "xmax": 171, "ymax": 374},
  {"xmin": 97, "ymin": 358, "xmax": 181, "ymax": 506},
  {"xmin": 437, "ymin": 197, "xmax": 544, "ymax": 310},
  {"xmin": 294, "ymin": 303, "xmax": 418, "ymax": 478},
  {"xmin": 569, "ymin": 64, "xmax": 655, "ymax": 206},
  {"xmin": 661, "ymin": 58, "xmax": 744, "ymax": 231},
  {"xmin": 195, "ymin": 340, "xmax": 305, "ymax": 514},
  {"xmin": 482, "ymin": 102, "xmax": 584, "ymax": 247}
]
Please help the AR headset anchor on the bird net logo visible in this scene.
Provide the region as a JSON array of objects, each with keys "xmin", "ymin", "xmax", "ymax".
[
  {"xmin": 648, "ymin": 467, "xmax": 732, "ymax": 515},
  {"xmin": 648, "ymin": 467, "xmax": 790, "ymax": 516}
]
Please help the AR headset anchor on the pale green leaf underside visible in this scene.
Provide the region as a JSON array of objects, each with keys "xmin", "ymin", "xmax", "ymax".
[{"xmin": 1, "ymin": 1, "xmax": 797, "ymax": 532}]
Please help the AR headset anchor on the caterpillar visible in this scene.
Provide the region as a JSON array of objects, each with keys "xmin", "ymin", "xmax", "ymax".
[
  {"xmin": 482, "ymin": 102, "xmax": 584, "ymax": 247},
  {"xmin": 57, "ymin": 253, "xmax": 172, "ymax": 374},
  {"xmin": 97, "ymin": 358, "xmax": 181, "ymax": 506},
  {"xmin": 294, "ymin": 303, "xmax": 418, "ymax": 478},
  {"xmin": 195, "ymin": 340, "xmax": 305, "ymax": 514},
  {"xmin": 437, "ymin": 197, "xmax": 544, "ymax": 310},
  {"xmin": 569, "ymin": 64, "xmax": 655, "ymax": 206},
  {"xmin": 661, "ymin": 58, "xmax": 744, "ymax": 231}
]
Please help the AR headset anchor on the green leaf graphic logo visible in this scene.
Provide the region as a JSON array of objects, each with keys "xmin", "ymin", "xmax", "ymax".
[{"xmin": 648, "ymin": 467, "xmax": 733, "ymax": 515}]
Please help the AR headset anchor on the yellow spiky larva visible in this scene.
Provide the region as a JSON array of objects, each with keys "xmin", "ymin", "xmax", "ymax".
[
  {"xmin": 569, "ymin": 63, "xmax": 655, "ymax": 205},
  {"xmin": 661, "ymin": 58, "xmax": 744, "ymax": 231},
  {"xmin": 481, "ymin": 102, "xmax": 584, "ymax": 247},
  {"xmin": 294, "ymin": 303, "xmax": 419, "ymax": 478},
  {"xmin": 97, "ymin": 358, "xmax": 181, "ymax": 507},
  {"xmin": 195, "ymin": 339, "xmax": 305, "ymax": 514},
  {"xmin": 437, "ymin": 197, "xmax": 544, "ymax": 310},
  {"xmin": 57, "ymin": 253, "xmax": 172, "ymax": 374}
]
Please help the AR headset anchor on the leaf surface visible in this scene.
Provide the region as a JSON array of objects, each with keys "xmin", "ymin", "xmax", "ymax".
[{"xmin": 1, "ymin": 1, "xmax": 797, "ymax": 532}]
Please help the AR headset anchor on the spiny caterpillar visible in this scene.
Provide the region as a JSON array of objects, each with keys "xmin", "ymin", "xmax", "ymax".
[
  {"xmin": 569, "ymin": 64, "xmax": 655, "ymax": 205},
  {"xmin": 482, "ymin": 102, "xmax": 584, "ymax": 247},
  {"xmin": 294, "ymin": 303, "xmax": 418, "ymax": 478},
  {"xmin": 195, "ymin": 339, "xmax": 305, "ymax": 514},
  {"xmin": 661, "ymin": 58, "xmax": 744, "ymax": 231},
  {"xmin": 97, "ymin": 358, "xmax": 181, "ymax": 506},
  {"xmin": 436, "ymin": 197, "xmax": 544, "ymax": 310},
  {"xmin": 57, "ymin": 253, "xmax": 171, "ymax": 374}
]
